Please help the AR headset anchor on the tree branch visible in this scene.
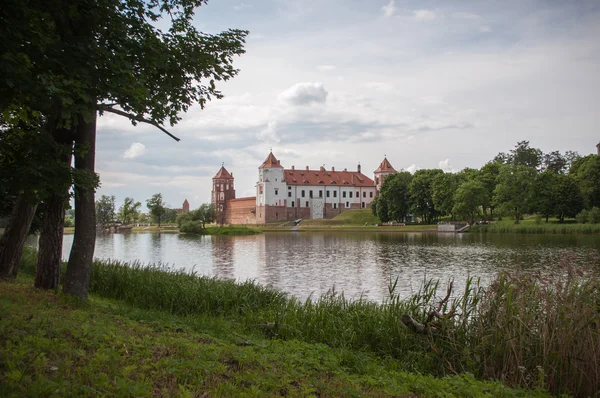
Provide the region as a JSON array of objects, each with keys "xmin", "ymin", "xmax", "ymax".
[{"xmin": 98, "ymin": 106, "xmax": 180, "ymax": 142}]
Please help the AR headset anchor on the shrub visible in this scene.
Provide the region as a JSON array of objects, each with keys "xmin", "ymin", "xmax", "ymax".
[
  {"xmin": 179, "ymin": 220, "xmax": 205, "ymax": 234},
  {"xmin": 575, "ymin": 209, "xmax": 589, "ymax": 224},
  {"xmin": 589, "ymin": 207, "xmax": 600, "ymax": 223}
]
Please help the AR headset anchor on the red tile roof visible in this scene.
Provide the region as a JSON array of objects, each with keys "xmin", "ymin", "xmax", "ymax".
[
  {"xmin": 260, "ymin": 152, "xmax": 283, "ymax": 168},
  {"xmin": 374, "ymin": 157, "xmax": 396, "ymax": 173},
  {"xmin": 213, "ymin": 166, "xmax": 234, "ymax": 179},
  {"xmin": 284, "ymin": 168, "xmax": 375, "ymax": 187}
]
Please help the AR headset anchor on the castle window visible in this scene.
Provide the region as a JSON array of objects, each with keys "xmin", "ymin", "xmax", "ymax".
[
  {"xmin": 309, "ymin": 190, "xmax": 313, "ymax": 198},
  {"xmin": 370, "ymin": 192, "xmax": 373, "ymax": 198},
  {"xmin": 319, "ymin": 190, "xmax": 322, "ymax": 198},
  {"xmin": 305, "ymin": 201, "xmax": 309, "ymax": 207},
  {"xmin": 362, "ymin": 202, "xmax": 365, "ymax": 208},
  {"xmin": 288, "ymin": 186, "xmax": 291, "ymax": 189},
  {"xmin": 363, "ymin": 192, "xmax": 366, "ymax": 198},
  {"xmin": 275, "ymin": 189, "xmax": 279, "ymax": 195},
  {"xmin": 259, "ymin": 186, "xmax": 263, "ymax": 194},
  {"xmin": 349, "ymin": 191, "xmax": 353, "ymax": 198},
  {"xmin": 326, "ymin": 190, "xmax": 330, "ymax": 198},
  {"xmin": 226, "ymin": 184, "xmax": 229, "ymax": 190},
  {"xmin": 333, "ymin": 191, "xmax": 337, "ymax": 198},
  {"xmin": 333, "ymin": 203, "xmax": 337, "ymax": 209},
  {"xmin": 376, "ymin": 177, "xmax": 379, "ymax": 185},
  {"xmin": 345, "ymin": 202, "xmax": 349, "ymax": 208},
  {"xmin": 291, "ymin": 201, "xmax": 295, "ymax": 207},
  {"xmin": 356, "ymin": 191, "xmax": 359, "ymax": 197},
  {"xmin": 342, "ymin": 191, "xmax": 346, "ymax": 198},
  {"xmin": 288, "ymin": 192, "xmax": 291, "ymax": 198},
  {"xmin": 301, "ymin": 190, "xmax": 305, "ymax": 197}
]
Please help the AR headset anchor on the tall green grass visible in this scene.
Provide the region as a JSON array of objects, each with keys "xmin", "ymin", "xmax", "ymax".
[
  {"xmin": 471, "ymin": 223, "xmax": 600, "ymax": 234},
  {"xmin": 18, "ymin": 248, "xmax": 600, "ymax": 396}
]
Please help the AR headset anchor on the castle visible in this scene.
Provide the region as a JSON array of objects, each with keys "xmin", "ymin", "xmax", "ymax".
[{"xmin": 211, "ymin": 151, "xmax": 397, "ymax": 224}]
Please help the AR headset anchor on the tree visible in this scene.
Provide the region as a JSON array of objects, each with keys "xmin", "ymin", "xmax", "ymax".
[
  {"xmin": 147, "ymin": 194, "xmax": 167, "ymax": 227},
  {"xmin": 493, "ymin": 141, "xmax": 543, "ymax": 169},
  {"xmin": 1, "ymin": 0, "xmax": 247, "ymax": 298},
  {"xmin": 410, "ymin": 169, "xmax": 443, "ymax": 224},
  {"xmin": 478, "ymin": 162, "xmax": 501, "ymax": 219},
  {"xmin": 570, "ymin": 155, "xmax": 600, "ymax": 209},
  {"xmin": 432, "ymin": 172, "xmax": 459, "ymax": 220},
  {"xmin": 553, "ymin": 174, "xmax": 585, "ymax": 222},
  {"xmin": 118, "ymin": 197, "xmax": 141, "ymax": 224},
  {"xmin": 532, "ymin": 171, "xmax": 558, "ymax": 223},
  {"xmin": 493, "ymin": 164, "xmax": 537, "ymax": 224},
  {"xmin": 95, "ymin": 195, "xmax": 116, "ymax": 229},
  {"xmin": 176, "ymin": 203, "xmax": 216, "ymax": 233},
  {"xmin": 378, "ymin": 172, "xmax": 412, "ymax": 222},
  {"xmin": 453, "ymin": 180, "xmax": 486, "ymax": 224}
]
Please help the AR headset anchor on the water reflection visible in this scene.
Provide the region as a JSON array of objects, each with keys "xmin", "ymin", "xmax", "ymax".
[{"xmin": 54, "ymin": 231, "xmax": 600, "ymax": 302}]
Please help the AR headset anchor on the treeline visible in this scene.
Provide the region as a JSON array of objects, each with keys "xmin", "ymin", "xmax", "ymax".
[{"xmin": 372, "ymin": 141, "xmax": 600, "ymax": 224}]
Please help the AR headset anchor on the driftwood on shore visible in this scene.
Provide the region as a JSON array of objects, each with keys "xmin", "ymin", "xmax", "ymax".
[{"xmin": 401, "ymin": 280, "xmax": 456, "ymax": 334}]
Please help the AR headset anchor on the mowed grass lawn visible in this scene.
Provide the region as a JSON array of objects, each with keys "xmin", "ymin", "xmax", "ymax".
[{"xmin": 0, "ymin": 280, "xmax": 547, "ymax": 398}]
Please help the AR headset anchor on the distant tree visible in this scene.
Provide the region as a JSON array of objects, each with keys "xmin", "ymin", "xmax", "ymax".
[
  {"xmin": 553, "ymin": 174, "xmax": 585, "ymax": 222},
  {"xmin": 509, "ymin": 141, "xmax": 543, "ymax": 169},
  {"xmin": 570, "ymin": 155, "xmax": 600, "ymax": 208},
  {"xmin": 494, "ymin": 141, "xmax": 543, "ymax": 169},
  {"xmin": 432, "ymin": 173, "xmax": 459, "ymax": 220},
  {"xmin": 478, "ymin": 162, "xmax": 501, "ymax": 219},
  {"xmin": 541, "ymin": 151, "xmax": 567, "ymax": 174},
  {"xmin": 177, "ymin": 203, "xmax": 216, "ymax": 233},
  {"xmin": 95, "ymin": 195, "xmax": 116, "ymax": 229},
  {"xmin": 163, "ymin": 208, "xmax": 178, "ymax": 224},
  {"xmin": 453, "ymin": 180, "xmax": 486, "ymax": 224},
  {"xmin": 370, "ymin": 196, "xmax": 379, "ymax": 218},
  {"xmin": 146, "ymin": 193, "xmax": 167, "ymax": 226},
  {"xmin": 378, "ymin": 171, "xmax": 412, "ymax": 222},
  {"xmin": 118, "ymin": 197, "xmax": 141, "ymax": 224},
  {"xmin": 532, "ymin": 171, "xmax": 558, "ymax": 223},
  {"xmin": 410, "ymin": 169, "xmax": 443, "ymax": 224},
  {"xmin": 493, "ymin": 165, "xmax": 537, "ymax": 224}
]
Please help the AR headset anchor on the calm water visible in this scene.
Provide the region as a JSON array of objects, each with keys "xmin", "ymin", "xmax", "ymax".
[{"xmin": 57, "ymin": 232, "xmax": 600, "ymax": 301}]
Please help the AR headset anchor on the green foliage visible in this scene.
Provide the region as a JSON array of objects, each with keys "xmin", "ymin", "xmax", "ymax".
[
  {"xmin": 410, "ymin": 169, "xmax": 443, "ymax": 223},
  {"xmin": 146, "ymin": 193, "xmax": 167, "ymax": 227},
  {"xmin": 570, "ymin": 154, "xmax": 600, "ymax": 208},
  {"xmin": 118, "ymin": 197, "xmax": 141, "ymax": 224},
  {"xmin": 452, "ymin": 180, "xmax": 486, "ymax": 223},
  {"xmin": 179, "ymin": 220, "xmax": 205, "ymax": 234},
  {"xmin": 377, "ymin": 171, "xmax": 412, "ymax": 222},
  {"xmin": 493, "ymin": 164, "xmax": 537, "ymax": 224},
  {"xmin": 495, "ymin": 140, "xmax": 543, "ymax": 169},
  {"xmin": 575, "ymin": 207, "xmax": 600, "ymax": 224},
  {"xmin": 432, "ymin": 172, "xmax": 460, "ymax": 219},
  {"xmin": 95, "ymin": 194, "xmax": 116, "ymax": 227},
  {"xmin": 177, "ymin": 203, "xmax": 216, "ymax": 230}
]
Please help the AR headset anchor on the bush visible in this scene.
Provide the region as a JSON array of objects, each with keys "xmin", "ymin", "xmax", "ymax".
[
  {"xmin": 575, "ymin": 207, "xmax": 600, "ymax": 224},
  {"xmin": 575, "ymin": 209, "xmax": 589, "ymax": 224},
  {"xmin": 179, "ymin": 220, "xmax": 205, "ymax": 234}
]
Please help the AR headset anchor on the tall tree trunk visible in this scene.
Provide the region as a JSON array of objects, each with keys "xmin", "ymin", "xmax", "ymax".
[
  {"xmin": 35, "ymin": 130, "xmax": 73, "ymax": 290},
  {"xmin": 35, "ymin": 194, "xmax": 67, "ymax": 289},
  {"xmin": 0, "ymin": 196, "xmax": 37, "ymax": 279},
  {"xmin": 63, "ymin": 112, "xmax": 96, "ymax": 299}
]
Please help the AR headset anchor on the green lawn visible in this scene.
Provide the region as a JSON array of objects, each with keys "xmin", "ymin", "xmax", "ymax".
[{"xmin": 0, "ymin": 280, "xmax": 547, "ymax": 398}]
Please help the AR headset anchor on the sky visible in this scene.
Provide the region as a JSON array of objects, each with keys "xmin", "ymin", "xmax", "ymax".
[{"xmin": 96, "ymin": 0, "xmax": 600, "ymax": 211}]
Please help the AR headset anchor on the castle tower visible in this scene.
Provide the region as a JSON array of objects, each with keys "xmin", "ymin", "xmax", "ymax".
[
  {"xmin": 374, "ymin": 157, "xmax": 397, "ymax": 192},
  {"xmin": 212, "ymin": 165, "xmax": 235, "ymax": 222},
  {"xmin": 257, "ymin": 151, "xmax": 285, "ymax": 207},
  {"xmin": 182, "ymin": 199, "xmax": 190, "ymax": 213}
]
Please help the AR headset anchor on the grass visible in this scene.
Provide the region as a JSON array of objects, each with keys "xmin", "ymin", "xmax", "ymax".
[
  {"xmin": 11, "ymin": 248, "xmax": 600, "ymax": 396},
  {"xmin": 471, "ymin": 216, "xmax": 600, "ymax": 234},
  {"xmin": 1, "ymin": 282, "xmax": 548, "ymax": 396},
  {"xmin": 203, "ymin": 226, "xmax": 262, "ymax": 236},
  {"xmin": 331, "ymin": 209, "xmax": 380, "ymax": 225}
]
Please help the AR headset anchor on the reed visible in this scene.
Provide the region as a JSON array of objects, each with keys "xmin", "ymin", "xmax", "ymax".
[{"xmin": 17, "ymin": 247, "xmax": 600, "ymax": 396}]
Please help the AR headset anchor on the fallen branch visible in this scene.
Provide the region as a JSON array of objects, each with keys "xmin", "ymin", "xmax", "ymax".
[{"xmin": 401, "ymin": 279, "xmax": 456, "ymax": 334}]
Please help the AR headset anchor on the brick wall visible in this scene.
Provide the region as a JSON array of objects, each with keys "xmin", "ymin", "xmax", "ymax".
[{"xmin": 225, "ymin": 197, "xmax": 257, "ymax": 225}]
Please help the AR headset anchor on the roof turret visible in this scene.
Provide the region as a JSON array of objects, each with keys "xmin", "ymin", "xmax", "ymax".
[
  {"xmin": 213, "ymin": 166, "xmax": 234, "ymax": 179},
  {"xmin": 374, "ymin": 157, "xmax": 396, "ymax": 173},
  {"xmin": 260, "ymin": 151, "xmax": 283, "ymax": 168}
]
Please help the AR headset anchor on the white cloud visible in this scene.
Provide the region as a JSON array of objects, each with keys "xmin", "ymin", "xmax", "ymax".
[
  {"xmin": 278, "ymin": 82, "xmax": 328, "ymax": 106},
  {"xmin": 381, "ymin": 0, "xmax": 397, "ymax": 18},
  {"xmin": 406, "ymin": 164, "xmax": 418, "ymax": 174},
  {"xmin": 123, "ymin": 143, "xmax": 146, "ymax": 159},
  {"xmin": 316, "ymin": 64, "xmax": 336, "ymax": 71},
  {"xmin": 452, "ymin": 12, "xmax": 481, "ymax": 19},
  {"xmin": 257, "ymin": 120, "xmax": 280, "ymax": 143},
  {"xmin": 413, "ymin": 9, "xmax": 438, "ymax": 21},
  {"xmin": 438, "ymin": 159, "xmax": 455, "ymax": 172}
]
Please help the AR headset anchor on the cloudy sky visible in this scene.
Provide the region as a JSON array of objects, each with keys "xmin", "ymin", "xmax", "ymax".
[{"xmin": 96, "ymin": 0, "xmax": 600, "ymax": 211}]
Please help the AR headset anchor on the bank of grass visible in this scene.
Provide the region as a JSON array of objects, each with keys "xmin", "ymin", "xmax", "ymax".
[
  {"xmin": 471, "ymin": 216, "xmax": 600, "ymax": 234},
  {"xmin": 203, "ymin": 225, "xmax": 262, "ymax": 235},
  {"xmin": 1, "ymin": 281, "xmax": 546, "ymax": 398},
  {"xmin": 13, "ymin": 248, "xmax": 600, "ymax": 396}
]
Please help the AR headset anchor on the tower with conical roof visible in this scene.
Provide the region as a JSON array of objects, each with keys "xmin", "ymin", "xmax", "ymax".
[
  {"xmin": 212, "ymin": 165, "xmax": 235, "ymax": 222},
  {"xmin": 257, "ymin": 151, "xmax": 285, "ymax": 207},
  {"xmin": 374, "ymin": 157, "xmax": 397, "ymax": 191}
]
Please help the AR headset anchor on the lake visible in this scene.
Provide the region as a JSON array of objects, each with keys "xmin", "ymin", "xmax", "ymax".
[{"xmin": 54, "ymin": 231, "xmax": 600, "ymax": 301}]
